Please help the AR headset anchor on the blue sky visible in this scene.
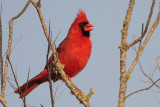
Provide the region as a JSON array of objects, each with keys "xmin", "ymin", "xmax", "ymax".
[{"xmin": 1, "ymin": 0, "xmax": 160, "ymax": 107}]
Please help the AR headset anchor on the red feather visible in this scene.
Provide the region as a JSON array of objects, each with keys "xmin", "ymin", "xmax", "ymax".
[{"xmin": 14, "ymin": 10, "xmax": 93, "ymax": 98}]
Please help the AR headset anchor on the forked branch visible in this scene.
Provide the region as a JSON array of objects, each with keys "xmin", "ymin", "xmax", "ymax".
[
  {"xmin": 128, "ymin": 9, "xmax": 160, "ymax": 75},
  {"xmin": 132, "ymin": 44, "xmax": 160, "ymax": 89},
  {"xmin": 118, "ymin": 0, "xmax": 135, "ymax": 107},
  {"xmin": 118, "ymin": 0, "xmax": 160, "ymax": 107},
  {"xmin": 127, "ymin": 0, "xmax": 156, "ymax": 49},
  {"xmin": 1, "ymin": 0, "xmax": 30, "ymax": 97},
  {"xmin": 0, "ymin": 1, "xmax": 30, "ymax": 107},
  {"xmin": 126, "ymin": 78, "xmax": 160, "ymax": 99}
]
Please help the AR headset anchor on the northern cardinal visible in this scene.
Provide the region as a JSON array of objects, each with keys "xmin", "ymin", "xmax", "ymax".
[{"xmin": 14, "ymin": 10, "xmax": 94, "ymax": 98}]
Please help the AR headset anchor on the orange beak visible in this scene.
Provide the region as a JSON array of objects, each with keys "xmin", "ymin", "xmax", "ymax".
[{"xmin": 84, "ymin": 23, "xmax": 94, "ymax": 31}]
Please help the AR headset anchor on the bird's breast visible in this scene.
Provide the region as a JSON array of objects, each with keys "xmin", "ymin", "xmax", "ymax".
[{"xmin": 58, "ymin": 37, "xmax": 92, "ymax": 78}]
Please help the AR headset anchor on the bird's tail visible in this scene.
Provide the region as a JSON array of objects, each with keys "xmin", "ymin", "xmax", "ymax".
[{"xmin": 14, "ymin": 69, "xmax": 48, "ymax": 98}]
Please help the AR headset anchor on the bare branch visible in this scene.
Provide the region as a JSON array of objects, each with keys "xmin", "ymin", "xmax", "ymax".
[
  {"xmin": 128, "ymin": 9, "xmax": 160, "ymax": 75},
  {"xmin": 23, "ymin": 68, "xmax": 30, "ymax": 107},
  {"xmin": 1, "ymin": 0, "xmax": 30, "ymax": 97},
  {"xmin": 138, "ymin": 60, "xmax": 160, "ymax": 89},
  {"xmin": 47, "ymin": 21, "xmax": 54, "ymax": 107},
  {"xmin": 10, "ymin": 1, "xmax": 30, "ymax": 21},
  {"xmin": 55, "ymin": 88, "xmax": 65, "ymax": 102},
  {"xmin": 53, "ymin": 31, "xmax": 61, "ymax": 44},
  {"xmin": 54, "ymin": 81, "xmax": 63, "ymax": 101},
  {"xmin": 47, "ymin": 56, "xmax": 55, "ymax": 107},
  {"xmin": 121, "ymin": 0, "xmax": 135, "ymax": 41},
  {"xmin": 126, "ymin": 78, "xmax": 160, "ymax": 99},
  {"xmin": 156, "ymin": 56, "xmax": 160, "ymax": 71},
  {"xmin": 141, "ymin": 23, "xmax": 144, "ymax": 34},
  {"xmin": 118, "ymin": 0, "xmax": 135, "ymax": 107},
  {"xmin": 133, "ymin": 44, "xmax": 160, "ymax": 89},
  {"xmin": 143, "ymin": 0, "xmax": 156, "ymax": 35},
  {"xmin": 8, "ymin": 58, "xmax": 27, "ymax": 107},
  {"xmin": 0, "ymin": 95, "xmax": 9, "ymax": 107},
  {"xmin": 0, "ymin": 3, "xmax": 9, "ymax": 107},
  {"xmin": 0, "ymin": 3, "xmax": 3, "ymax": 91},
  {"xmin": 127, "ymin": 0, "xmax": 156, "ymax": 49}
]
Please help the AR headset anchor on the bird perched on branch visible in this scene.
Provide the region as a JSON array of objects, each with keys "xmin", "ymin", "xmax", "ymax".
[{"xmin": 14, "ymin": 9, "xmax": 94, "ymax": 98}]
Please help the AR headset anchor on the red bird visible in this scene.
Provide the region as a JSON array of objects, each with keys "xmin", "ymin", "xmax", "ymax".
[{"xmin": 14, "ymin": 10, "xmax": 94, "ymax": 98}]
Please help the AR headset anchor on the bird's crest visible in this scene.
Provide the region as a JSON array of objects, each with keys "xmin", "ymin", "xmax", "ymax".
[{"xmin": 75, "ymin": 9, "xmax": 88, "ymax": 23}]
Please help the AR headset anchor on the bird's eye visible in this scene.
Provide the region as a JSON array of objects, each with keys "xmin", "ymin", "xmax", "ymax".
[
  {"xmin": 79, "ymin": 22, "xmax": 88, "ymax": 28},
  {"xmin": 79, "ymin": 23, "xmax": 85, "ymax": 28}
]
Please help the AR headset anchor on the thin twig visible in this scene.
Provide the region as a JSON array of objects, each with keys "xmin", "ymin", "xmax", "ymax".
[
  {"xmin": 150, "ymin": 63, "xmax": 158, "ymax": 78},
  {"xmin": 9, "ymin": 1, "xmax": 30, "ymax": 21},
  {"xmin": 128, "ymin": 8, "xmax": 160, "ymax": 75},
  {"xmin": 0, "ymin": 3, "xmax": 9, "ymax": 107},
  {"xmin": 126, "ymin": 78, "xmax": 160, "ymax": 99},
  {"xmin": 24, "ymin": 68, "xmax": 30, "ymax": 107},
  {"xmin": 156, "ymin": 56, "xmax": 160, "ymax": 71},
  {"xmin": 54, "ymin": 81, "xmax": 63, "ymax": 101},
  {"xmin": 143, "ymin": 0, "xmax": 156, "ymax": 35},
  {"xmin": 8, "ymin": 58, "xmax": 27, "ymax": 107},
  {"xmin": 53, "ymin": 31, "xmax": 61, "ymax": 44},
  {"xmin": 138, "ymin": 60, "xmax": 160, "ymax": 89},
  {"xmin": 11, "ymin": 35, "xmax": 22, "ymax": 53},
  {"xmin": 55, "ymin": 88, "xmax": 65, "ymax": 102},
  {"xmin": 132, "ymin": 44, "xmax": 160, "ymax": 89},
  {"xmin": 47, "ymin": 20, "xmax": 54, "ymax": 107},
  {"xmin": 0, "ymin": 3, "xmax": 3, "ymax": 91},
  {"xmin": 2, "ymin": 37, "xmax": 21, "ymax": 59},
  {"xmin": 1, "ymin": 0, "xmax": 30, "ymax": 97},
  {"xmin": 7, "ymin": 77, "xmax": 16, "ymax": 90},
  {"xmin": 127, "ymin": 0, "xmax": 156, "ymax": 49}
]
